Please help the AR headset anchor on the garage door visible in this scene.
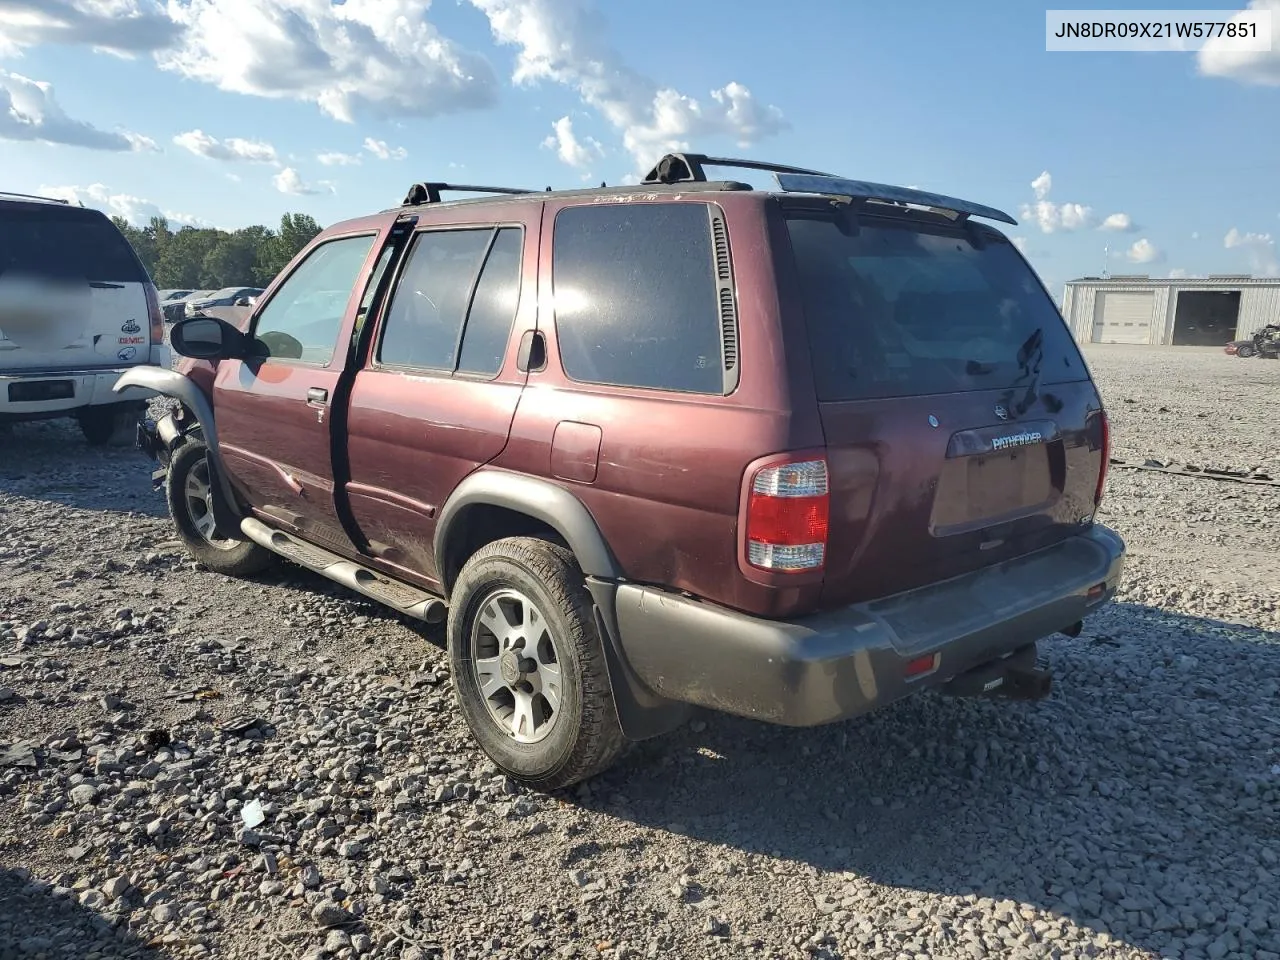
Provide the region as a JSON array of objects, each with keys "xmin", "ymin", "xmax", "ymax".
[{"xmin": 1092, "ymin": 292, "xmax": 1155, "ymax": 344}]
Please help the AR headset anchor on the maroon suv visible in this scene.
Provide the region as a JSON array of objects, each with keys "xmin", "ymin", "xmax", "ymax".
[{"xmin": 118, "ymin": 153, "xmax": 1125, "ymax": 789}]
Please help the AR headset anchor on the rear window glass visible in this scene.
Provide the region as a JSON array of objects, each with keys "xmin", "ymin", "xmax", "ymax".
[
  {"xmin": 552, "ymin": 202, "xmax": 724, "ymax": 395},
  {"xmin": 785, "ymin": 213, "xmax": 1087, "ymax": 401},
  {"xmin": 0, "ymin": 205, "xmax": 145, "ymax": 283}
]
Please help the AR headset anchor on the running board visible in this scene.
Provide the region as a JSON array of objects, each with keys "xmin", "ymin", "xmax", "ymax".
[{"xmin": 240, "ymin": 517, "xmax": 447, "ymax": 624}]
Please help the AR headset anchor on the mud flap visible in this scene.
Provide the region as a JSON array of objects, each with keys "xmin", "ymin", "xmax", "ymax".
[{"xmin": 586, "ymin": 577, "xmax": 693, "ymax": 741}]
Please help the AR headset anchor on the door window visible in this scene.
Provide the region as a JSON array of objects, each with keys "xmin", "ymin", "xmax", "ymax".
[
  {"xmin": 252, "ymin": 234, "xmax": 376, "ymax": 364},
  {"xmin": 377, "ymin": 227, "xmax": 524, "ymax": 376}
]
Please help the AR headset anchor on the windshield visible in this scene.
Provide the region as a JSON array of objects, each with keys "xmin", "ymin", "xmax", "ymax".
[{"xmin": 784, "ymin": 211, "xmax": 1088, "ymax": 401}]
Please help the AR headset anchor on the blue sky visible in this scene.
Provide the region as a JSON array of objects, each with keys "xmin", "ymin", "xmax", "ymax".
[{"xmin": 3, "ymin": 0, "xmax": 1279, "ymax": 298}]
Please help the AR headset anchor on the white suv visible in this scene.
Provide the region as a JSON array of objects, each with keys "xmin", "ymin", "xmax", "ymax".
[{"xmin": 0, "ymin": 192, "xmax": 170, "ymax": 444}]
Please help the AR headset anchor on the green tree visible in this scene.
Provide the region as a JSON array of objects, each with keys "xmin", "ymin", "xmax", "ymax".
[
  {"xmin": 109, "ymin": 213, "xmax": 324, "ymax": 291},
  {"xmin": 256, "ymin": 213, "xmax": 322, "ymax": 285}
]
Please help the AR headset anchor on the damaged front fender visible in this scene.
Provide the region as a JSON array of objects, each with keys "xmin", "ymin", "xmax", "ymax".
[{"xmin": 113, "ymin": 367, "xmax": 241, "ymax": 522}]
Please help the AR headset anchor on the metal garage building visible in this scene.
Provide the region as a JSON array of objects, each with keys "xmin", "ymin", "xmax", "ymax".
[{"xmin": 1061, "ymin": 275, "xmax": 1280, "ymax": 346}]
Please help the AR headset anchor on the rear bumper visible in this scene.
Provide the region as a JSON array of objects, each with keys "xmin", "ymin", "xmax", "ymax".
[
  {"xmin": 611, "ymin": 524, "xmax": 1126, "ymax": 726},
  {"xmin": 0, "ymin": 365, "xmax": 162, "ymax": 420}
]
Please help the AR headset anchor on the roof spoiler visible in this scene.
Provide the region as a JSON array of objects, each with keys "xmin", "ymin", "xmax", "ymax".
[{"xmin": 774, "ymin": 173, "xmax": 1017, "ymax": 226}]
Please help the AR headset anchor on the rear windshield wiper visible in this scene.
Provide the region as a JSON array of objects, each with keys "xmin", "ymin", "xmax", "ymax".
[
  {"xmin": 89, "ymin": 281, "xmax": 125, "ymax": 289},
  {"xmin": 1003, "ymin": 326, "xmax": 1044, "ymax": 416}
]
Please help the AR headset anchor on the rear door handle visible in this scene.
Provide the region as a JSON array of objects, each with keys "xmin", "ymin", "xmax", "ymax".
[{"xmin": 307, "ymin": 387, "xmax": 328, "ymax": 404}]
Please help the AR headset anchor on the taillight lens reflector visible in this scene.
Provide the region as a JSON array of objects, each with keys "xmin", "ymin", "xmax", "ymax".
[
  {"xmin": 746, "ymin": 458, "xmax": 829, "ymax": 572},
  {"xmin": 145, "ymin": 282, "xmax": 164, "ymax": 346}
]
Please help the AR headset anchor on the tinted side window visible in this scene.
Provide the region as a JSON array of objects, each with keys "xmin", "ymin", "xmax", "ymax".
[
  {"xmin": 253, "ymin": 235, "xmax": 374, "ymax": 363},
  {"xmin": 0, "ymin": 206, "xmax": 145, "ymax": 283},
  {"xmin": 457, "ymin": 228, "xmax": 522, "ymax": 377},
  {"xmin": 552, "ymin": 203, "xmax": 723, "ymax": 394},
  {"xmin": 378, "ymin": 229, "xmax": 492, "ymax": 370}
]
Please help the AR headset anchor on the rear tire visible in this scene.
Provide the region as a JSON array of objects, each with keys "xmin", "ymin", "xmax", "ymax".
[
  {"xmin": 77, "ymin": 406, "xmax": 119, "ymax": 446},
  {"xmin": 448, "ymin": 536, "xmax": 625, "ymax": 790},
  {"xmin": 166, "ymin": 440, "xmax": 273, "ymax": 577},
  {"xmin": 1237, "ymin": 342, "xmax": 1258, "ymax": 358}
]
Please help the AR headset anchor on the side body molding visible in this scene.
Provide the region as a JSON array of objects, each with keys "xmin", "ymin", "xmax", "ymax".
[
  {"xmin": 434, "ymin": 469, "xmax": 621, "ymax": 595},
  {"xmin": 113, "ymin": 367, "xmax": 241, "ymax": 519}
]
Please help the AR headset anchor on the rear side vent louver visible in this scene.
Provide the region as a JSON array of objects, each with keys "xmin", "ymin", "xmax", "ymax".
[{"xmin": 709, "ymin": 210, "xmax": 738, "ymax": 376}]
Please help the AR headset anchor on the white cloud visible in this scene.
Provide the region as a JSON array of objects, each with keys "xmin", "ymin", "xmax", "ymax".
[
  {"xmin": 1126, "ymin": 238, "xmax": 1162, "ymax": 264},
  {"xmin": 157, "ymin": 0, "xmax": 497, "ymax": 123},
  {"xmin": 0, "ymin": 69, "xmax": 153, "ymax": 151},
  {"xmin": 1020, "ymin": 199, "xmax": 1094, "ymax": 234},
  {"xmin": 1168, "ymin": 268, "xmax": 1190, "ymax": 279},
  {"xmin": 470, "ymin": 0, "xmax": 786, "ymax": 171},
  {"xmin": 1100, "ymin": 212, "xmax": 1137, "ymax": 232},
  {"xmin": 362, "ymin": 137, "xmax": 407, "ymax": 161},
  {"xmin": 1224, "ymin": 227, "xmax": 1279, "ymax": 275},
  {"xmin": 0, "ymin": 0, "xmax": 180, "ymax": 58},
  {"xmin": 273, "ymin": 166, "xmax": 333, "ymax": 196},
  {"xmin": 1197, "ymin": 0, "xmax": 1280, "ymax": 86},
  {"xmin": 1010, "ymin": 236, "xmax": 1029, "ymax": 254},
  {"xmin": 173, "ymin": 128, "xmax": 278, "ymax": 163},
  {"xmin": 1191, "ymin": 231, "xmax": 1200, "ymax": 240},
  {"xmin": 542, "ymin": 115, "xmax": 603, "ymax": 171},
  {"xmin": 38, "ymin": 182, "xmax": 205, "ymax": 227},
  {"xmin": 1018, "ymin": 170, "xmax": 1097, "ymax": 233},
  {"xmin": 317, "ymin": 150, "xmax": 362, "ymax": 166},
  {"xmin": 1030, "ymin": 171, "xmax": 1052, "ymax": 201}
]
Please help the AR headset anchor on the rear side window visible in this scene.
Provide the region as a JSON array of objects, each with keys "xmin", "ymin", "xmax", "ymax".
[
  {"xmin": 457, "ymin": 227, "xmax": 522, "ymax": 377},
  {"xmin": 552, "ymin": 202, "xmax": 725, "ymax": 394},
  {"xmin": 786, "ymin": 214, "xmax": 1088, "ymax": 401},
  {"xmin": 378, "ymin": 227, "xmax": 523, "ymax": 376},
  {"xmin": 0, "ymin": 205, "xmax": 145, "ymax": 283}
]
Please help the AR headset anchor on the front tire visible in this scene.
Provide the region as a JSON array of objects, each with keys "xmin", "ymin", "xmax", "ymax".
[
  {"xmin": 1237, "ymin": 342, "xmax": 1258, "ymax": 358},
  {"xmin": 448, "ymin": 537, "xmax": 625, "ymax": 790},
  {"xmin": 166, "ymin": 440, "xmax": 273, "ymax": 577}
]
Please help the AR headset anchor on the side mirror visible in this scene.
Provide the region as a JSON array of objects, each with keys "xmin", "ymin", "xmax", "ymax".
[
  {"xmin": 170, "ymin": 316, "xmax": 252, "ymax": 361},
  {"xmin": 234, "ymin": 296, "xmax": 256, "ymax": 308}
]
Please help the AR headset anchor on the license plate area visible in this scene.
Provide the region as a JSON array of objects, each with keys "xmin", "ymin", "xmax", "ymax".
[
  {"xmin": 930, "ymin": 443, "xmax": 1058, "ymax": 536},
  {"xmin": 8, "ymin": 379, "xmax": 75, "ymax": 402}
]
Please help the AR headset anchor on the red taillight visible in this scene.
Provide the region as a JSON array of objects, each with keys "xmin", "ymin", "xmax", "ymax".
[
  {"xmin": 746, "ymin": 458, "xmax": 829, "ymax": 572},
  {"xmin": 144, "ymin": 282, "xmax": 164, "ymax": 346},
  {"xmin": 1095, "ymin": 409, "xmax": 1111, "ymax": 506}
]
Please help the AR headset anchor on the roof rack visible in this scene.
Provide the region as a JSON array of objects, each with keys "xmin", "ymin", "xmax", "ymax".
[
  {"xmin": 402, "ymin": 182, "xmax": 537, "ymax": 206},
  {"xmin": 773, "ymin": 173, "xmax": 1018, "ymax": 226},
  {"xmin": 638, "ymin": 153, "xmax": 1016, "ymax": 226},
  {"xmin": 0, "ymin": 190, "xmax": 71, "ymax": 205},
  {"xmin": 641, "ymin": 153, "xmax": 839, "ymax": 185}
]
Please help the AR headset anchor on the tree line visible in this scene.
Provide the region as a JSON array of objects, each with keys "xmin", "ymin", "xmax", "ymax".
[{"xmin": 111, "ymin": 213, "xmax": 323, "ymax": 291}]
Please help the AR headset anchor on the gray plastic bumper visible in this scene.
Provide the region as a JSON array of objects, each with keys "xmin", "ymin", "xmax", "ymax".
[{"xmin": 611, "ymin": 525, "xmax": 1126, "ymax": 726}]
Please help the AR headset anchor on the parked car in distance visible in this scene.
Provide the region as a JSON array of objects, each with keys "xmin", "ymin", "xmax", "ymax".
[
  {"xmin": 159, "ymin": 289, "xmax": 195, "ymax": 303},
  {"xmin": 1, "ymin": 191, "xmax": 169, "ymax": 444},
  {"xmin": 184, "ymin": 286, "xmax": 262, "ymax": 319},
  {"xmin": 118, "ymin": 154, "xmax": 1125, "ymax": 789},
  {"xmin": 163, "ymin": 289, "xmax": 214, "ymax": 324}
]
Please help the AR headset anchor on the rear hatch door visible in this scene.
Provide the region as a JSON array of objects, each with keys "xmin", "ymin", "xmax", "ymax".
[
  {"xmin": 781, "ymin": 204, "xmax": 1105, "ymax": 606},
  {"xmin": 0, "ymin": 202, "xmax": 151, "ymax": 371}
]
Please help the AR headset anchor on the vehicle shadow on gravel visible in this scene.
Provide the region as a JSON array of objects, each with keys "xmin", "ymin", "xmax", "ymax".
[
  {"xmin": 0, "ymin": 867, "xmax": 165, "ymax": 959},
  {"xmin": 1, "ymin": 421, "xmax": 168, "ymax": 519},
  {"xmin": 581, "ymin": 602, "xmax": 1280, "ymax": 960}
]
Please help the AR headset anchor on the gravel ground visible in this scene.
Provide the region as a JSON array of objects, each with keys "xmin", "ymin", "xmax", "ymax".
[{"xmin": 1, "ymin": 344, "xmax": 1278, "ymax": 960}]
